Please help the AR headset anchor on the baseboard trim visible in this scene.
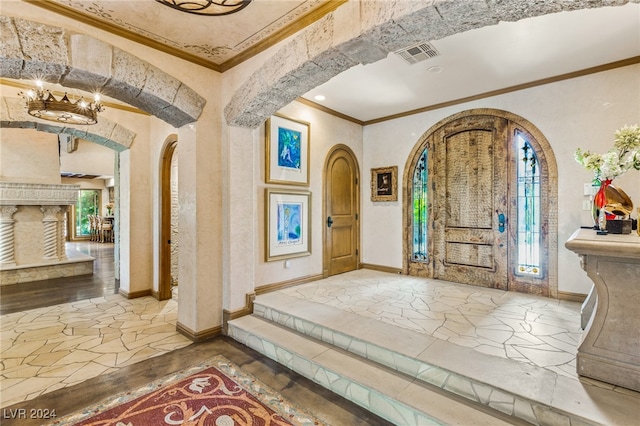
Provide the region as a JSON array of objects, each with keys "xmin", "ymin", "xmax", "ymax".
[
  {"xmin": 255, "ymin": 273, "xmax": 324, "ymax": 295},
  {"xmin": 361, "ymin": 263, "xmax": 403, "ymax": 275},
  {"xmin": 222, "ymin": 293, "xmax": 256, "ymax": 335},
  {"xmin": 558, "ymin": 291, "xmax": 587, "ymax": 303},
  {"xmin": 118, "ymin": 288, "xmax": 152, "ymax": 299},
  {"xmin": 176, "ymin": 321, "xmax": 222, "ymax": 342}
]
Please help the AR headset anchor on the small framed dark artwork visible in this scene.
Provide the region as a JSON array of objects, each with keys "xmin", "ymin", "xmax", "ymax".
[{"xmin": 371, "ymin": 166, "xmax": 397, "ymax": 202}]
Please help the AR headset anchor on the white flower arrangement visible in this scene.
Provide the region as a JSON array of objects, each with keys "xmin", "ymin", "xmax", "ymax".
[{"xmin": 575, "ymin": 124, "xmax": 640, "ymax": 183}]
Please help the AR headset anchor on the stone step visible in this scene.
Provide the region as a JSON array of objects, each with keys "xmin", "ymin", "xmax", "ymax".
[
  {"xmin": 228, "ymin": 314, "xmax": 519, "ymax": 425},
  {"xmin": 243, "ymin": 292, "xmax": 639, "ymax": 426}
]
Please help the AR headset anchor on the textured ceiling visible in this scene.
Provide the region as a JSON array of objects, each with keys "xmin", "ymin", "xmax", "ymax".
[{"xmin": 29, "ymin": 0, "xmax": 343, "ymax": 71}]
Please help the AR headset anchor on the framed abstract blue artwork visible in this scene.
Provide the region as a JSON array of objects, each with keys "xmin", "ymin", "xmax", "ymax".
[
  {"xmin": 265, "ymin": 113, "xmax": 310, "ymax": 186},
  {"xmin": 265, "ymin": 189, "xmax": 311, "ymax": 261}
]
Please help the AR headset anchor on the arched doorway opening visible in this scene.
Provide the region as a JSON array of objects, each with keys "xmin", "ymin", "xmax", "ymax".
[
  {"xmin": 403, "ymin": 109, "xmax": 558, "ymax": 297},
  {"xmin": 0, "ymin": 121, "xmax": 130, "ymax": 309},
  {"xmin": 159, "ymin": 136, "xmax": 178, "ymax": 301}
]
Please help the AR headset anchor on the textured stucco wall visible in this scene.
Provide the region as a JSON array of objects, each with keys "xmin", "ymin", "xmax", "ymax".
[{"xmin": 0, "ymin": 128, "xmax": 60, "ymax": 184}]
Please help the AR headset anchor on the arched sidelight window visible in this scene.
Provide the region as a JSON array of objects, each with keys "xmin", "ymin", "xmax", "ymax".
[
  {"xmin": 412, "ymin": 149, "xmax": 428, "ymax": 262},
  {"xmin": 515, "ymin": 131, "xmax": 541, "ymax": 276}
]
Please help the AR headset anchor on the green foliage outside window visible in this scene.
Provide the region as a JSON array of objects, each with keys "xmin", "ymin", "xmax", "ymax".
[{"xmin": 76, "ymin": 189, "xmax": 100, "ymax": 236}]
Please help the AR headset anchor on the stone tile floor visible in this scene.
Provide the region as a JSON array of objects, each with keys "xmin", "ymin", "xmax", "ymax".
[
  {"xmin": 3, "ymin": 268, "xmax": 637, "ymax": 423},
  {"xmin": 249, "ymin": 270, "xmax": 640, "ymax": 424},
  {"xmin": 278, "ymin": 270, "xmax": 583, "ymax": 379},
  {"xmin": 0, "ymin": 295, "xmax": 191, "ymax": 407}
]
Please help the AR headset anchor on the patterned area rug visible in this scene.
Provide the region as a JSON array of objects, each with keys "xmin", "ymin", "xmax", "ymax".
[{"xmin": 53, "ymin": 355, "xmax": 325, "ymax": 426}]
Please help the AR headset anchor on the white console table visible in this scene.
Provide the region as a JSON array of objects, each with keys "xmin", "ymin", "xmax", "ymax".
[{"xmin": 565, "ymin": 228, "xmax": 640, "ymax": 392}]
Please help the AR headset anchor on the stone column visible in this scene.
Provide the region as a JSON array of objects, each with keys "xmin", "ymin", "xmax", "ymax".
[
  {"xmin": 41, "ymin": 206, "xmax": 61, "ymax": 262},
  {"xmin": 58, "ymin": 206, "xmax": 68, "ymax": 261},
  {"xmin": 0, "ymin": 206, "xmax": 19, "ymax": 267}
]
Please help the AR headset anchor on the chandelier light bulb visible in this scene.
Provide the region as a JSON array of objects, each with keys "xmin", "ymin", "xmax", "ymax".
[{"xmin": 19, "ymin": 80, "xmax": 105, "ymax": 125}]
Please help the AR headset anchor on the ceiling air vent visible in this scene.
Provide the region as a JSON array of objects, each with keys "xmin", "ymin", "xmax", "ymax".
[{"xmin": 394, "ymin": 42, "xmax": 439, "ymax": 65}]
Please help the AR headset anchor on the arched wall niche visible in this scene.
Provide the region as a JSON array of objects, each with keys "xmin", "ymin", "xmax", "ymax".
[
  {"xmin": 224, "ymin": 0, "xmax": 633, "ymax": 129},
  {"xmin": 0, "ymin": 16, "xmax": 206, "ymax": 128}
]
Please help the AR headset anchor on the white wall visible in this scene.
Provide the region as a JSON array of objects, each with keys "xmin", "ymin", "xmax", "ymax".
[
  {"xmin": 362, "ymin": 64, "xmax": 640, "ymax": 295},
  {"xmin": 0, "ymin": 129, "xmax": 60, "ymax": 184},
  {"xmin": 60, "ymin": 139, "xmax": 115, "ymax": 178}
]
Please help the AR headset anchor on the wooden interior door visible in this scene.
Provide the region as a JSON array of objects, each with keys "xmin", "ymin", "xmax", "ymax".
[
  {"xmin": 159, "ymin": 139, "xmax": 177, "ymax": 301},
  {"xmin": 324, "ymin": 145, "xmax": 359, "ymax": 276},
  {"xmin": 432, "ymin": 116, "xmax": 509, "ymax": 289}
]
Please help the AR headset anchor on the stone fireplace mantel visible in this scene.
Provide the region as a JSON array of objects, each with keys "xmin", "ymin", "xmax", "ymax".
[
  {"xmin": 0, "ymin": 181, "xmax": 94, "ymax": 284},
  {"xmin": 0, "ymin": 182, "xmax": 79, "ymax": 206}
]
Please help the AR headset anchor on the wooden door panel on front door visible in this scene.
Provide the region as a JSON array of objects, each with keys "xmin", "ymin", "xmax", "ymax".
[{"xmin": 433, "ymin": 117, "xmax": 509, "ymax": 289}]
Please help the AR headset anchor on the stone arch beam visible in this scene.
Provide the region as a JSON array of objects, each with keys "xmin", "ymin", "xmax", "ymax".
[
  {"xmin": 224, "ymin": 0, "xmax": 633, "ymax": 129},
  {"xmin": 0, "ymin": 16, "xmax": 205, "ymax": 128},
  {"xmin": 1, "ymin": 97, "xmax": 135, "ymax": 152}
]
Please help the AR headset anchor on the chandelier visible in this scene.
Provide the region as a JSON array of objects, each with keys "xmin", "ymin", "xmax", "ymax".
[
  {"xmin": 20, "ymin": 80, "xmax": 104, "ymax": 125},
  {"xmin": 155, "ymin": 0, "xmax": 252, "ymax": 16}
]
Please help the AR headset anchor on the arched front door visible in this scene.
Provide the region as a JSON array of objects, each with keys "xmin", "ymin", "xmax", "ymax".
[
  {"xmin": 323, "ymin": 145, "xmax": 360, "ymax": 277},
  {"xmin": 404, "ymin": 110, "xmax": 558, "ymax": 297}
]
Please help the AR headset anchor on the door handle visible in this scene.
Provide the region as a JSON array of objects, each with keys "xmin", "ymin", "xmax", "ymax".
[
  {"xmin": 496, "ymin": 210, "xmax": 506, "ymax": 233},
  {"xmin": 327, "ymin": 216, "xmax": 333, "ymax": 228}
]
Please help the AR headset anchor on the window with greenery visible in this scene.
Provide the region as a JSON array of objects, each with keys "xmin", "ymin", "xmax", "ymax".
[
  {"xmin": 516, "ymin": 131, "xmax": 541, "ymax": 276},
  {"xmin": 412, "ymin": 148, "xmax": 428, "ymax": 262},
  {"xmin": 76, "ymin": 189, "xmax": 100, "ymax": 237}
]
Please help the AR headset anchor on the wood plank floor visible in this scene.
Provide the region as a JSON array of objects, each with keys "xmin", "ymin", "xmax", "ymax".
[
  {"xmin": 0, "ymin": 242, "xmax": 393, "ymax": 425},
  {"xmin": 1, "ymin": 337, "xmax": 392, "ymax": 426},
  {"xmin": 0, "ymin": 242, "xmax": 118, "ymax": 315}
]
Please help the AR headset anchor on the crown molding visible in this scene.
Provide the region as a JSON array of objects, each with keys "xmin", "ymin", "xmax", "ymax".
[
  {"xmin": 25, "ymin": 0, "xmax": 347, "ymax": 73},
  {"xmin": 219, "ymin": 0, "xmax": 347, "ymax": 72},
  {"xmin": 363, "ymin": 56, "xmax": 640, "ymax": 126},
  {"xmin": 25, "ymin": 0, "xmax": 223, "ymax": 72},
  {"xmin": 295, "ymin": 97, "xmax": 364, "ymax": 126},
  {"xmin": 296, "ymin": 56, "xmax": 640, "ymax": 126}
]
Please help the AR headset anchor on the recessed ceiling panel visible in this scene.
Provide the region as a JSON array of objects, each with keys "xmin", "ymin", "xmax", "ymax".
[{"xmin": 42, "ymin": 0, "xmax": 334, "ymax": 68}]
